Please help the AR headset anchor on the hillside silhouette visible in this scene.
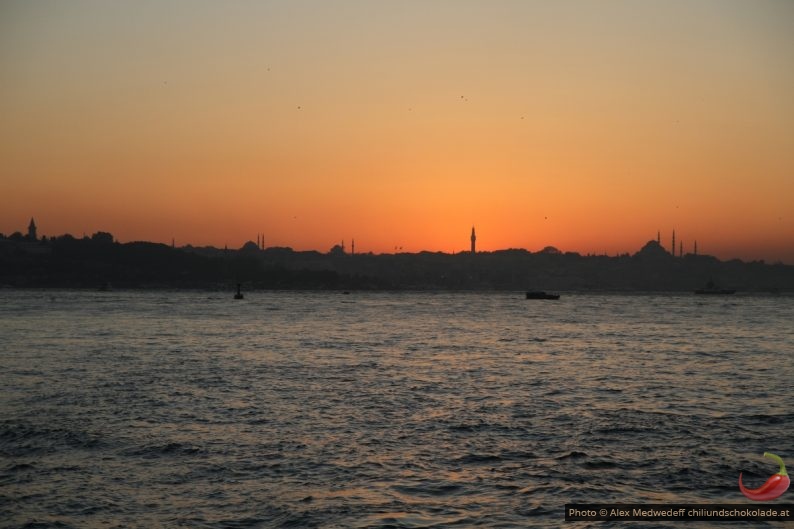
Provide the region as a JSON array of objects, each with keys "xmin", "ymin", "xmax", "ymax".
[{"xmin": 1, "ymin": 230, "xmax": 793, "ymax": 291}]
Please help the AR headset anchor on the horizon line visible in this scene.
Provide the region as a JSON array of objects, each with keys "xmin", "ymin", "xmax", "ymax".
[
  {"xmin": 6, "ymin": 230, "xmax": 790, "ymax": 266},
  {"xmin": 5, "ymin": 218, "xmax": 792, "ymax": 265}
]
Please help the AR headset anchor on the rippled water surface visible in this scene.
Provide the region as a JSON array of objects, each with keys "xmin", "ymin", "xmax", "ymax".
[{"xmin": 1, "ymin": 290, "xmax": 793, "ymax": 528}]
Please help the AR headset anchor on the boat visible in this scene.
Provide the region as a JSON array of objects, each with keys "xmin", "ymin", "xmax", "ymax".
[
  {"xmin": 526, "ymin": 291, "xmax": 560, "ymax": 300},
  {"xmin": 234, "ymin": 283, "xmax": 244, "ymax": 300},
  {"xmin": 694, "ymin": 280, "xmax": 735, "ymax": 295}
]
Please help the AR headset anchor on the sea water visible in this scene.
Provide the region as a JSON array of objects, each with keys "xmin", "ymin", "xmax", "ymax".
[{"xmin": 1, "ymin": 290, "xmax": 793, "ymax": 528}]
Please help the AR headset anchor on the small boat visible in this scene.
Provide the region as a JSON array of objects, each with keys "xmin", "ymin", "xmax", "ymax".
[
  {"xmin": 234, "ymin": 283, "xmax": 244, "ymax": 300},
  {"xmin": 694, "ymin": 280, "xmax": 735, "ymax": 295},
  {"xmin": 526, "ymin": 291, "xmax": 560, "ymax": 300}
]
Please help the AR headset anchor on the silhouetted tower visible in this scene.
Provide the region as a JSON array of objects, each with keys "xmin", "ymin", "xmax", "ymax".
[
  {"xmin": 470, "ymin": 226, "xmax": 476, "ymax": 254},
  {"xmin": 351, "ymin": 238, "xmax": 355, "ymax": 255},
  {"xmin": 671, "ymin": 230, "xmax": 676, "ymax": 256},
  {"xmin": 657, "ymin": 230, "xmax": 660, "ymax": 244},
  {"xmin": 28, "ymin": 218, "xmax": 37, "ymax": 241},
  {"xmin": 679, "ymin": 240, "xmax": 683, "ymax": 257},
  {"xmin": 694, "ymin": 240, "xmax": 698, "ymax": 255}
]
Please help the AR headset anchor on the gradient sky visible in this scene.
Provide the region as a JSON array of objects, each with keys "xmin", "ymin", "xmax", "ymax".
[{"xmin": 2, "ymin": 0, "xmax": 793, "ymax": 262}]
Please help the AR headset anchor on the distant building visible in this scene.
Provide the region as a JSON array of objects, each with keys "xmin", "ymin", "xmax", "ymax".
[
  {"xmin": 91, "ymin": 231, "xmax": 114, "ymax": 244},
  {"xmin": 27, "ymin": 218, "xmax": 37, "ymax": 241},
  {"xmin": 635, "ymin": 239, "xmax": 671, "ymax": 260},
  {"xmin": 471, "ymin": 226, "xmax": 476, "ymax": 254},
  {"xmin": 240, "ymin": 241, "xmax": 260, "ymax": 253},
  {"xmin": 539, "ymin": 246, "xmax": 561, "ymax": 255},
  {"xmin": 671, "ymin": 229, "xmax": 676, "ymax": 256}
]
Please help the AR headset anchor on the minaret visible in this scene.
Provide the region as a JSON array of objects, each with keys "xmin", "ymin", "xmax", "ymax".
[
  {"xmin": 351, "ymin": 239, "xmax": 355, "ymax": 255},
  {"xmin": 694, "ymin": 240, "xmax": 698, "ymax": 255},
  {"xmin": 28, "ymin": 218, "xmax": 37, "ymax": 241},
  {"xmin": 657, "ymin": 230, "xmax": 660, "ymax": 244},
  {"xmin": 257, "ymin": 234, "xmax": 260, "ymax": 248},
  {"xmin": 671, "ymin": 230, "xmax": 675, "ymax": 256},
  {"xmin": 679, "ymin": 240, "xmax": 683, "ymax": 257},
  {"xmin": 470, "ymin": 226, "xmax": 476, "ymax": 254}
]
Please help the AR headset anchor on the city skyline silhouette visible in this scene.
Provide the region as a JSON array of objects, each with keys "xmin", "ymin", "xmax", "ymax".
[{"xmin": 2, "ymin": 216, "xmax": 789, "ymax": 265}]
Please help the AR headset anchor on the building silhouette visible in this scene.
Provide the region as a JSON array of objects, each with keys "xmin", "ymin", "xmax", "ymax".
[
  {"xmin": 470, "ymin": 226, "xmax": 476, "ymax": 254},
  {"xmin": 671, "ymin": 229, "xmax": 676, "ymax": 256},
  {"xmin": 27, "ymin": 218, "xmax": 37, "ymax": 241}
]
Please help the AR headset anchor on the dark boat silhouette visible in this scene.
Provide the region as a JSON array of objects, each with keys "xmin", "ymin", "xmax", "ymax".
[
  {"xmin": 526, "ymin": 291, "xmax": 560, "ymax": 300},
  {"xmin": 234, "ymin": 283, "xmax": 244, "ymax": 300},
  {"xmin": 694, "ymin": 280, "xmax": 735, "ymax": 295}
]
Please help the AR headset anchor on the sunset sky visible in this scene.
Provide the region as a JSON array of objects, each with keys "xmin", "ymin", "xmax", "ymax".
[{"xmin": 2, "ymin": 1, "xmax": 793, "ymax": 262}]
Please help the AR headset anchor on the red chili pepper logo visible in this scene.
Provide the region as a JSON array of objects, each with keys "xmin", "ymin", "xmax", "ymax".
[{"xmin": 738, "ymin": 452, "xmax": 790, "ymax": 501}]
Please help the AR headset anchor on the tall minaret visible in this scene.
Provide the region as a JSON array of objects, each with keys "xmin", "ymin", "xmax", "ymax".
[
  {"xmin": 351, "ymin": 238, "xmax": 355, "ymax": 255},
  {"xmin": 694, "ymin": 240, "xmax": 698, "ymax": 256},
  {"xmin": 28, "ymin": 218, "xmax": 37, "ymax": 241},
  {"xmin": 671, "ymin": 230, "xmax": 676, "ymax": 256},
  {"xmin": 470, "ymin": 226, "xmax": 476, "ymax": 254},
  {"xmin": 679, "ymin": 240, "xmax": 683, "ymax": 257},
  {"xmin": 657, "ymin": 230, "xmax": 660, "ymax": 244}
]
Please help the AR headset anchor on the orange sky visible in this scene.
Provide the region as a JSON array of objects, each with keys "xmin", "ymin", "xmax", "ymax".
[{"xmin": 2, "ymin": 1, "xmax": 793, "ymax": 262}]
